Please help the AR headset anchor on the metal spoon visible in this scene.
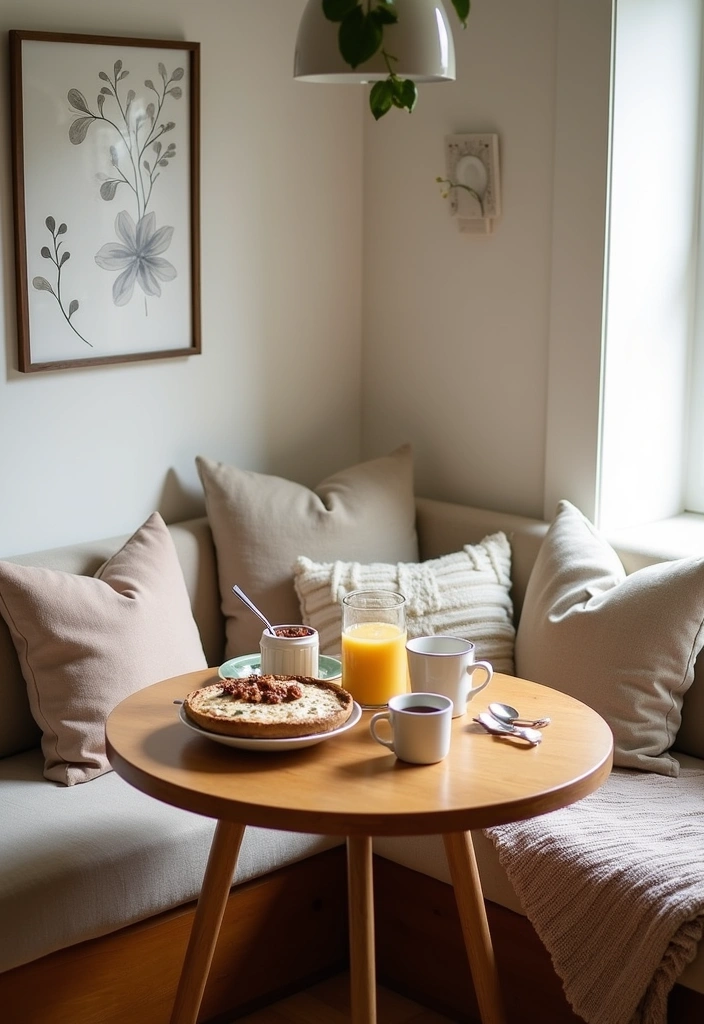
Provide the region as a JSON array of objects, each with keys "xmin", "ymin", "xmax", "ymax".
[
  {"xmin": 231, "ymin": 585, "xmax": 277, "ymax": 637},
  {"xmin": 474, "ymin": 712, "xmax": 542, "ymax": 746},
  {"xmin": 489, "ymin": 702, "xmax": 551, "ymax": 730}
]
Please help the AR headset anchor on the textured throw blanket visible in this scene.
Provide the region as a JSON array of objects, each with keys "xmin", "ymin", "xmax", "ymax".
[{"xmin": 485, "ymin": 768, "xmax": 704, "ymax": 1024}]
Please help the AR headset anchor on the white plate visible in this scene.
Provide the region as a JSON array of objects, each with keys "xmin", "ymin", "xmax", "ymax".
[
  {"xmin": 219, "ymin": 653, "xmax": 342, "ymax": 681},
  {"xmin": 178, "ymin": 700, "xmax": 362, "ymax": 752}
]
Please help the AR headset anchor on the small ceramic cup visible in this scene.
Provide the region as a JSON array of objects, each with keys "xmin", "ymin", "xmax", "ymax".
[
  {"xmin": 369, "ymin": 692, "xmax": 453, "ymax": 764},
  {"xmin": 259, "ymin": 625, "xmax": 319, "ymax": 677},
  {"xmin": 406, "ymin": 635, "xmax": 493, "ymax": 718}
]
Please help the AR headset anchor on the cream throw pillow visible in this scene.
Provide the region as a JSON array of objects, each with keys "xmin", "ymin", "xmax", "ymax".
[
  {"xmin": 515, "ymin": 500, "xmax": 704, "ymax": 777},
  {"xmin": 293, "ymin": 532, "xmax": 515, "ymax": 674},
  {"xmin": 0, "ymin": 513, "xmax": 207, "ymax": 785},
  {"xmin": 196, "ymin": 446, "xmax": 419, "ymax": 658}
]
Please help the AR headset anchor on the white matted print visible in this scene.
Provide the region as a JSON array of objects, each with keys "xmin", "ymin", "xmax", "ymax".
[{"xmin": 10, "ymin": 31, "xmax": 201, "ymax": 372}]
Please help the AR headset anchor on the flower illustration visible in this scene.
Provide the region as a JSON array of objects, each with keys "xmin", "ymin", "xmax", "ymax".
[{"xmin": 95, "ymin": 210, "xmax": 176, "ymax": 306}]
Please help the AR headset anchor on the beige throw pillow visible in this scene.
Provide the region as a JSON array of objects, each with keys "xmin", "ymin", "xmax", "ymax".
[
  {"xmin": 0, "ymin": 513, "xmax": 207, "ymax": 785},
  {"xmin": 196, "ymin": 446, "xmax": 419, "ymax": 659},
  {"xmin": 515, "ymin": 500, "xmax": 704, "ymax": 777},
  {"xmin": 293, "ymin": 532, "xmax": 516, "ymax": 673}
]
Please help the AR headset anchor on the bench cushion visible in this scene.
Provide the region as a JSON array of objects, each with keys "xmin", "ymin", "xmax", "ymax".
[
  {"xmin": 0, "ymin": 748, "xmax": 343, "ymax": 974},
  {"xmin": 0, "ymin": 514, "xmax": 208, "ymax": 785},
  {"xmin": 197, "ymin": 446, "xmax": 419, "ymax": 658},
  {"xmin": 515, "ymin": 501, "xmax": 704, "ymax": 777},
  {"xmin": 293, "ymin": 531, "xmax": 516, "ymax": 673}
]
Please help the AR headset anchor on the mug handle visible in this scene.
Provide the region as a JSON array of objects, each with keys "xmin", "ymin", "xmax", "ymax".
[
  {"xmin": 465, "ymin": 661, "xmax": 493, "ymax": 697},
  {"xmin": 369, "ymin": 712, "xmax": 395, "ymax": 751}
]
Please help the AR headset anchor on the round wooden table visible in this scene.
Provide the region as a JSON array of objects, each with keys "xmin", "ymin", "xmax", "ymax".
[{"xmin": 106, "ymin": 669, "xmax": 613, "ymax": 1024}]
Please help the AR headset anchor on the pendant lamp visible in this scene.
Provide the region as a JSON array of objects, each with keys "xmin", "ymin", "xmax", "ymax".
[{"xmin": 294, "ymin": 0, "xmax": 456, "ymax": 84}]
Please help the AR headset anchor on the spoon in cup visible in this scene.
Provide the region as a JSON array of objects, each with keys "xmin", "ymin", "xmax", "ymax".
[
  {"xmin": 232, "ymin": 585, "xmax": 278, "ymax": 637},
  {"xmin": 488, "ymin": 702, "xmax": 551, "ymax": 730}
]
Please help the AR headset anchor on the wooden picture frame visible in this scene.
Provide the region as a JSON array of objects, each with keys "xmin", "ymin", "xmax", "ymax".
[{"xmin": 9, "ymin": 30, "xmax": 201, "ymax": 372}]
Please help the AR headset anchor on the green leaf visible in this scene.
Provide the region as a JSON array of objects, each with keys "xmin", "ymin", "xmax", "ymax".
[
  {"xmin": 323, "ymin": 0, "xmax": 358, "ymax": 22},
  {"xmin": 370, "ymin": 80, "xmax": 394, "ymax": 120},
  {"xmin": 451, "ymin": 0, "xmax": 470, "ymax": 28},
  {"xmin": 339, "ymin": 7, "xmax": 383, "ymax": 68},
  {"xmin": 391, "ymin": 77, "xmax": 417, "ymax": 112},
  {"xmin": 373, "ymin": 1, "xmax": 398, "ymax": 26}
]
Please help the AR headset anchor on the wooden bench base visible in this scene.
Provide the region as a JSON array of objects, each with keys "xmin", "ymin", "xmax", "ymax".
[
  {"xmin": 1, "ymin": 847, "xmax": 702, "ymax": 1024},
  {"xmin": 0, "ymin": 846, "xmax": 349, "ymax": 1024}
]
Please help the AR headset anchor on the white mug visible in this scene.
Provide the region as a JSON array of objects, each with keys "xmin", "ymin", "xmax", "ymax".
[
  {"xmin": 369, "ymin": 692, "xmax": 453, "ymax": 764},
  {"xmin": 406, "ymin": 635, "xmax": 493, "ymax": 718}
]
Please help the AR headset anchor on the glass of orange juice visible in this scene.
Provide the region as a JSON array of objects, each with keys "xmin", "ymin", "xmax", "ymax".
[{"xmin": 341, "ymin": 590, "xmax": 407, "ymax": 709}]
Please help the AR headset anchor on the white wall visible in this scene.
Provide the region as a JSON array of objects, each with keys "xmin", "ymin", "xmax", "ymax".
[
  {"xmin": 1, "ymin": 0, "xmax": 647, "ymax": 555},
  {"xmin": 543, "ymin": 0, "xmax": 613, "ymax": 524},
  {"xmin": 362, "ymin": 0, "xmax": 562, "ymax": 519},
  {"xmin": 0, "ymin": 0, "xmax": 363, "ymax": 555}
]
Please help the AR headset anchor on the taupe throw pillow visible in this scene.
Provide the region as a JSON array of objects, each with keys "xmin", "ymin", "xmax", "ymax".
[
  {"xmin": 294, "ymin": 532, "xmax": 515, "ymax": 673},
  {"xmin": 196, "ymin": 446, "xmax": 419, "ymax": 658},
  {"xmin": 0, "ymin": 513, "xmax": 207, "ymax": 785},
  {"xmin": 515, "ymin": 500, "xmax": 704, "ymax": 776}
]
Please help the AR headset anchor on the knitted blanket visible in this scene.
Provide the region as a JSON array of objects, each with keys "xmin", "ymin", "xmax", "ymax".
[{"xmin": 485, "ymin": 768, "xmax": 704, "ymax": 1024}]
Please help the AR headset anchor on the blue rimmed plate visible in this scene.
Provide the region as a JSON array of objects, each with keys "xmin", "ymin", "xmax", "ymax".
[{"xmin": 218, "ymin": 653, "xmax": 342, "ymax": 682}]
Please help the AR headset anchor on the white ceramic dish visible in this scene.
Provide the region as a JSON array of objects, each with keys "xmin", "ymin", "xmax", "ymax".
[
  {"xmin": 219, "ymin": 653, "xmax": 342, "ymax": 681},
  {"xmin": 178, "ymin": 701, "xmax": 362, "ymax": 752}
]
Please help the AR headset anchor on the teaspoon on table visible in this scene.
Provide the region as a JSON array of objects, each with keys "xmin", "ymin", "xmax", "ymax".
[
  {"xmin": 488, "ymin": 702, "xmax": 551, "ymax": 730},
  {"xmin": 232, "ymin": 584, "xmax": 277, "ymax": 637},
  {"xmin": 474, "ymin": 712, "xmax": 542, "ymax": 746}
]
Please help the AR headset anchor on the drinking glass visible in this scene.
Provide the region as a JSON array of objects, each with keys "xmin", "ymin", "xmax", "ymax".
[{"xmin": 341, "ymin": 590, "xmax": 407, "ymax": 709}]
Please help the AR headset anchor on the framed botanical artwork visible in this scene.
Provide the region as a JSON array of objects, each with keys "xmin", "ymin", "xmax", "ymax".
[{"xmin": 9, "ymin": 31, "xmax": 201, "ymax": 372}]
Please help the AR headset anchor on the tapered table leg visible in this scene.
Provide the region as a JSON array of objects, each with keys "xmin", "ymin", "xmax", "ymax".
[
  {"xmin": 170, "ymin": 819, "xmax": 246, "ymax": 1024},
  {"xmin": 346, "ymin": 835, "xmax": 376, "ymax": 1024},
  {"xmin": 443, "ymin": 831, "xmax": 507, "ymax": 1024}
]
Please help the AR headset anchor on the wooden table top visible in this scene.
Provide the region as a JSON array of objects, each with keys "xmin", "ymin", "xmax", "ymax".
[{"xmin": 105, "ymin": 669, "xmax": 613, "ymax": 836}]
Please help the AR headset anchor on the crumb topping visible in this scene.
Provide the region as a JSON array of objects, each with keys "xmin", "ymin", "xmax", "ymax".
[{"xmin": 220, "ymin": 674, "xmax": 303, "ymax": 704}]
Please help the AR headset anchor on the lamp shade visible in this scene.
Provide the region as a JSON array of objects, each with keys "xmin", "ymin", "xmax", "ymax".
[{"xmin": 294, "ymin": 0, "xmax": 456, "ymax": 84}]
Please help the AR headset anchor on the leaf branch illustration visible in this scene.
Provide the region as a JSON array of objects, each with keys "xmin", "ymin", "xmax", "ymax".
[
  {"xmin": 32, "ymin": 217, "xmax": 93, "ymax": 347},
  {"xmin": 67, "ymin": 59, "xmax": 182, "ymax": 221}
]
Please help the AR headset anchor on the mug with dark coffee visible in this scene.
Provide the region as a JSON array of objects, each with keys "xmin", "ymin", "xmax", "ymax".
[{"xmin": 369, "ymin": 692, "xmax": 452, "ymax": 764}]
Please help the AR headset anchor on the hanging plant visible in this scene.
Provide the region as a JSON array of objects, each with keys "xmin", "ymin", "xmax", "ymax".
[{"xmin": 322, "ymin": 0, "xmax": 470, "ymax": 120}]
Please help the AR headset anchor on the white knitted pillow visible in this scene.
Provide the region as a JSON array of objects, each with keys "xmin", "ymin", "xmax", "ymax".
[{"xmin": 293, "ymin": 532, "xmax": 515, "ymax": 674}]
